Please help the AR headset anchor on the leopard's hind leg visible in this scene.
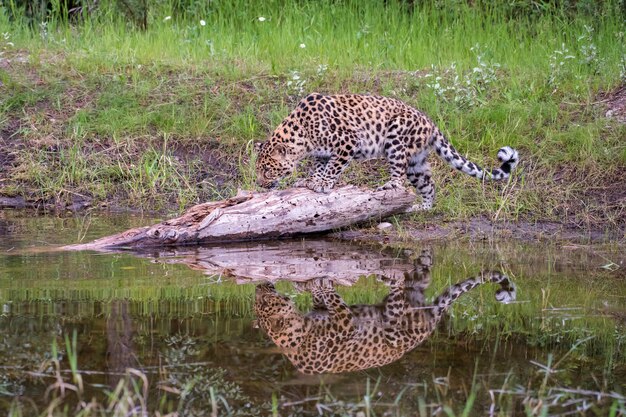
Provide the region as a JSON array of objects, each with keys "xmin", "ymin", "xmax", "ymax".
[
  {"xmin": 406, "ymin": 150, "xmax": 435, "ymax": 211},
  {"xmin": 403, "ymin": 248, "xmax": 433, "ymax": 306}
]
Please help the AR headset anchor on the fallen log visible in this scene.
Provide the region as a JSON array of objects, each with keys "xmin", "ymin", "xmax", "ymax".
[
  {"xmin": 62, "ymin": 185, "xmax": 415, "ymax": 250},
  {"xmin": 116, "ymin": 240, "xmax": 417, "ymax": 284}
]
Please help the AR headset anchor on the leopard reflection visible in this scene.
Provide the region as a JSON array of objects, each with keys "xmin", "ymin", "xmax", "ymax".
[{"xmin": 254, "ymin": 251, "xmax": 515, "ymax": 374}]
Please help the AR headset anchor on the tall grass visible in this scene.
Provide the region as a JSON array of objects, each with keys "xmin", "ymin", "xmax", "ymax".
[{"xmin": 5, "ymin": 1, "xmax": 624, "ymax": 80}]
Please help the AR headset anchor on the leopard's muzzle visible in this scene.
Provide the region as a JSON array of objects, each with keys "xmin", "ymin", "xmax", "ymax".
[{"xmin": 257, "ymin": 179, "xmax": 279, "ymax": 189}]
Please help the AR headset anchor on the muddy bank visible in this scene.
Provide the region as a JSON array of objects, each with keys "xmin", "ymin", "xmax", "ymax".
[
  {"xmin": 2, "ymin": 49, "xmax": 625, "ymax": 232},
  {"xmin": 332, "ymin": 215, "xmax": 626, "ymax": 244}
]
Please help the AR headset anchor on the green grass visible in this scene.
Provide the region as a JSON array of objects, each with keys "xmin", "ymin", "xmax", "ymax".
[{"xmin": 0, "ymin": 1, "xmax": 625, "ymax": 226}]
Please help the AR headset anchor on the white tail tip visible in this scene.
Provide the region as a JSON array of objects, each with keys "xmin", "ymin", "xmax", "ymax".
[{"xmin": 497, "ymin": 146, "xmax": 519, "ymax": 169}]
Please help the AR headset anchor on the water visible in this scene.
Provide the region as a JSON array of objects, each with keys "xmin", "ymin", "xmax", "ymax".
[{"xmin": 0, "ymin": 210, "xmax": 625, "ymax": 416}]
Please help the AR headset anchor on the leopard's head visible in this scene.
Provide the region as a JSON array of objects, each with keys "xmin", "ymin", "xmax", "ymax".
[
  {"xmin": 254, "ymin": 283, "xmax": 305, "ymax": 349},
  {"xmin": 254, "ymin": 140, "xmax": 297, "ymax": 189}
]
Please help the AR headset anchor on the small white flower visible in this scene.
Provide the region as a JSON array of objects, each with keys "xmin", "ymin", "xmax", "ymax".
[
  {"xmin": 258, "ymin": 16, "xmax": 266, "ymax": 22},
  {"xmin": 299, "ymin": 43, "xmax": 306, "ymax": 49},
  {"xmin": 200, "ymin": 20, "xmax": 206, "ymax": 26},
  {"xmin": 163, "ymin": 16, "xmax": 171, "ymax": 22},
  {"xmin": 316, "ymin": 64, "xmax": 328, "ymax": 77}
]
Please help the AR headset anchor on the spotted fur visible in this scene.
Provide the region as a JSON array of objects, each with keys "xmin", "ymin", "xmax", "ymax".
[
  {"xmin": 255, "ymin": 93, "xmax": 519, "ymax": 211},
  {"xmin": 254, "ymin": 252, "xmax": 516, "ymax": 374}
]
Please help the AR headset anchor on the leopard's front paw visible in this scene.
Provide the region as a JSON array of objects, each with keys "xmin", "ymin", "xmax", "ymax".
[
  {"xmin": 295, "ymin": 278, "xmax": 334, "ymax": 293},
  {"xmin": 310, "ymin": 278, "xmax": 335, "ymax": 290},
  {"xmin": 294, "ymin": 178, "xmax": 326, "ymax": 193},
  {"xmin": 380, "ymin": 273, "xmax": 405, "ymax": 287},
  {"xmin": 293, "ymin": 281, "xmax": 310, "ymax": 292},
  {"xmin": 294, "ymin": 178, "xmax": 312, "ymax": 188},
  {"xmin": 311, "ymin": 180, "xmax": 335, "ymax": 194},
  {"xmin": 404, "ymin": 203, "xmax": 431, "ymax": 213},
  {"xmin": 376, "ymin": 180, "xmax": 405, "ymax": 191}
]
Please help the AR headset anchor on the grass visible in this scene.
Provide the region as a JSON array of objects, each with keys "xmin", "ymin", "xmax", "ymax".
[
  {"xmin": 8, "ymin": 368, "xmax": 624, "ymax": 416},
  {"xmin": 0, "ymin": 1, "xmax": 625, "ymax": 228},
  {"xmin": 2, "ymin": 322, "xmax": 625, "ymax": 416}
]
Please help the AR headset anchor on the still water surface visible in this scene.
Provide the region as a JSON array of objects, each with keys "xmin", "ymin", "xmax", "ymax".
[{"xmin": 0, "ymin": 210, "xmax": 625, "ymax": 415}]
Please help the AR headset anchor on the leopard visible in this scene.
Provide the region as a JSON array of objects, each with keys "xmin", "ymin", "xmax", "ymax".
[
  {"xmin": 254, "ymin": 93, "xmax": 519, "ymax": 211},
  {"xmin": 253, "ymin": 251, "xmax": 516, "ymax": 374}
]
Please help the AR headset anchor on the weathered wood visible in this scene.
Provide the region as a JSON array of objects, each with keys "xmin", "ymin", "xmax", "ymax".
[
  {"xmin": 118, "ymin": 240, "xmax": 416, "ymax": 285},
  {"xmin": 62, "ymin": 185, "xmax": 415, "ymax": 250}
]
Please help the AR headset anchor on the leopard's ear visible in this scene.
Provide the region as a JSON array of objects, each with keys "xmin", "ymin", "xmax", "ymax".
[{"xmin": 253, "ymin": 142, "xmax": 264, "ymax": 153}]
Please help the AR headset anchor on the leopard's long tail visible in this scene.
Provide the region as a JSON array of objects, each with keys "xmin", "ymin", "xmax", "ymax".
[
  {"xmin": 431, "ymin": 271, "xmax": 516, "ymax": 319},
  {"xmin": 429, "ymin": 129, "xmax": 519, "ymax": 180}
]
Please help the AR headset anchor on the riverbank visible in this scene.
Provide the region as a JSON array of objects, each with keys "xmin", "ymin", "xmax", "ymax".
[{"xmin": 1, "ymin": 1, "xmax": 625, "ymax": 235}]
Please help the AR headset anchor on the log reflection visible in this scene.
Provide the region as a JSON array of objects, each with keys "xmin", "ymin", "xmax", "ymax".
[{"xmin": 135, "ymin": 239, "xmax": 417, "ymax": 284}]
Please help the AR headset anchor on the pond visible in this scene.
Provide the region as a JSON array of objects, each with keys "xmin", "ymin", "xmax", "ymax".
[{"xmin": 0, "ymin": 210, "xmax": 625, "ymax": 416}]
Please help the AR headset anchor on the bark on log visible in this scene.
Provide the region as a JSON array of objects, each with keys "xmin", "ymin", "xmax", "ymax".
[
  {"xmin": 62, "ymin": 185, "xmax": 415, "ymax": 250},
  {"xmin": 116, "ymin": 240, "xmax": 417, "ymax": 285}
]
